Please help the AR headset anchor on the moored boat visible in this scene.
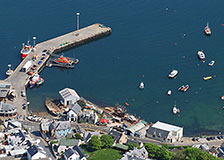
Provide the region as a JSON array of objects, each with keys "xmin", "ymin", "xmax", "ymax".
[
  {"xmin": 36, "ymin": 78, "xmax": 44, "ymax": 86},
  {"xmin": 197, "ymin": 50, "xmax": 205, "ymax": 60},
  {"xmin": 208, "ymin": 60, "xmax": 215, "ymax": 66},
  {"xmin": 178, "ymin": 85, "xmax": 189, "ymax": 92},
  {"xmin": 167, "ymin": 90, "xmax": 172, "ymax": 96},
  {"xmin": 203, "ymin": 76, "xmax": 212, "ymax": 81},
  {"xmin": 139, "ymin": 81, "xmax": 144, "ymax": 89},
  {"xmin": 204, "ymin": 22, "xmax": 211, "ymax": 35},
  {"xmin": 21, "ymin": 41, "xmax": 32, "ymax": 59},
  {"xmin": 168, "ymin": 69, "xmax": 178, "ymax": 78},
  {"xmin": 45, "ymin": 98, "xmax": 63, "ymax": 116},
  {"xmin": 173, "ymin": 105, "xmax": 180, "ymax": 114},
  {"xmin": 6, "ymin": 68, "xmax": 13, "ymax": 77}
]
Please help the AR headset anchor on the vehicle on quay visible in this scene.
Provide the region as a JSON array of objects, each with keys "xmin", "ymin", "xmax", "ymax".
[
  {"xmin": 197, "ymin": 50, "xmax": 205, "ymax": 60},
  {"xmin": 203, "ymin": 76, "xmax": 212, "ymax": 81},
  {"xmin": 21, "ymin": 90, "xmax": 26, "ymax": 97},
  {"xmin": 208, "ymin": 60, "xmax": 215, "ymax": 66},
  {"xmin": 139, "ymin": 81, "xmax": 144, "ymax": 89},
  {"xmin": 22, "ymin": 61, "xmax": 32, "ymax": 72},
  {"xmin": 204, "ymin": 22, "xmax": 211, "ymax": 35},
  {"xmin": 168, "ymin": 69, "xmax": 178, "ymax": 78},
  {"xmin": 21, "ymin": 41, "xmax": 32, "ymax": 59}
]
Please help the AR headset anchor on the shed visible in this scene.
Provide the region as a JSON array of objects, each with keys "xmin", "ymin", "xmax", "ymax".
[{"xmin": 126, "ymin": 122, "xmax": 145, "ymax": 135}]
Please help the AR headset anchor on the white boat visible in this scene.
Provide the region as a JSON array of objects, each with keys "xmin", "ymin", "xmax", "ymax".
[
  {"xmin": 167, "ymin": 90, "xmax": 172, "ymax": 96},
  {"xmin": 168, "ymin": 69, "xmax": 178, "ymax": 78},
  {"xmin": 21, "ymin": 41, "xmax": 32, "ymax": 59},
  {"xmin": 197, "ymin": 50, "xmax": 205, "ymax": 60},
  {"xmin": 204, "ymin": 22, "xmax": 211, "ymax": 35},
  {"xmin": 139, "ymin": 82, "xmax": 144, "ymax": 89},
  {"xmin": 6, "ymin": 68, "xmax": 13, "ymax": 77},
  {"xmin": 173, "ymin": 105, "xmax": 180, "ymax": 114},
  {"xmin": 208, "ymin": 60, "xmax": 215, "ymax": 66}
]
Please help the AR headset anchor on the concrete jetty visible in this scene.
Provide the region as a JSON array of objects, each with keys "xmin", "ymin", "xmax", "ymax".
[{"xmin": 3, "ymin": 23, "xmax": 111, "ymax": 118}]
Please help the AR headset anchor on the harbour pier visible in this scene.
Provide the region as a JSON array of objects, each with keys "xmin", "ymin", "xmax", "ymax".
[{"xmin": 3, "ymin": 23, "xmax": 112, "ymax": 118}]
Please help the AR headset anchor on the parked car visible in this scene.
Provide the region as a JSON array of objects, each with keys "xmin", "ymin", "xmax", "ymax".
[
  {"xmin": 21, "ymin": 90, "xmax": 26, "ymax": 97},
  {"xmin": 38, "ymin": 60, "xmax": 42, "ymax": 65},
  {"xmin": 206, "ymin": 137, "xmax": 211, "ymax": 141},
  {"xmin": 41, "ymin": 57, "xmax": 45, "ymax": 60},
  {"xmin": 22, "ymin": 104, "xmax": 26, "ymax": 110},
  {"xmin": 42, "ymin": 49, "xmax": 47, "ymax": 52}
]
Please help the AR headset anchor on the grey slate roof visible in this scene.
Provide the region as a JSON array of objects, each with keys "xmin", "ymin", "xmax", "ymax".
[
  {"xmin": 64, "ymin": 148, "xmax": 75, "ymax": 159},
  {"xmin": 28, "ymin": 145, "xmax": 38, "ymax": 157},
  {"xmin": 108, "ymin": 130, "xmax": 123, "ymax": 142},
  {"xmin": 146, "ymin": 126, "xmax": 170, "ymax": 141},
  {"xmin": 73, "ymin": 145, "xmax": 85, "ymax": 159},
  {"xmin": 49, "ymin": 121, "xmax": 71, "ymax": 131},
  {"xmin": 70, "ymin": 103, "xmax": 82, "ymax": 114},
  {"xmin": 0, "ymin": 102, "xmax": 16, "ymax": 113}
]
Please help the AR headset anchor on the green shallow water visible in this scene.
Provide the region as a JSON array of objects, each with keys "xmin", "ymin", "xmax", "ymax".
[{"xmin": 0, "ymin": 0, "xmax": 224, "ymax": 135}]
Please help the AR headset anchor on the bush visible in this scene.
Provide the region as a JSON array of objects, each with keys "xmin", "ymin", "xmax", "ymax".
[{"xmin": 128, "ymin": 143, "xmax": 140, "ymax": 150}]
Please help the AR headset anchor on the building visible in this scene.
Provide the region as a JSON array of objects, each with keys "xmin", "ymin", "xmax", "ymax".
[
  {"xmin": 78, "ymin": 109, "xmax": 98, "ymax": 124},
  {"xmin": 40, "ymin": 119, "xmax": 52, "ymax": 134},
  {"xmin": 59, "ymin": 88, "xmax": 80, "ymax": 106},
  {"xmin": 146, "ymin": 121, "xmax": 183, "ymax": 143},
  {"xmin": 0, "ymin": 81, "xmax": 11, "ymax": 99},
  {"xmin": 27, "ymin": 145, "xmax": 47, "ymax": 160},
  {"xmin": 4, "ymin": 120, "xmax": 22, "ymax": 129},
  {"xmin": 108, "ymin": 129, "xmax": 127, "ymax": 144},
  {"xmin": 126, "ymin": 121, "xmax": 145, "ymax": 136},
  {"xmin": 58, "ymin": 137, "xmax": 80, "ymax": 154},
  {"xmin": 64, "ymin": 145, "xmax": 86, "ymax": 160},
  {"xmin": 83, "ymin": 131, "xmax": 100, "ymax": 143},
  {"xmin": 120, "ymin": 146, "xmax": 148, "ymax": 160},
  {"xmin": 67, "ymin": 103, "xmax": 82, "ymax": 122},
  {"xmin": 49, "ymin": 121, "xmax": 71, "ymax": 138},
  {"xmin": 0, "ymin": 102, "xmax": 17, "ymax": 116}
]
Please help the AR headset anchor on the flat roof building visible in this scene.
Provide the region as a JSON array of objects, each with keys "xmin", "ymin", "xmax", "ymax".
[{"xmin": 59, "ymin": 88, "xmax": 80, "ymax": 106}]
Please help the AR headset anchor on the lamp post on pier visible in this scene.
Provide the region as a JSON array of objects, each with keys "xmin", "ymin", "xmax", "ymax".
[{"xmin": 76, "ymin": 12, "xmax": 80, "ymax": 30}]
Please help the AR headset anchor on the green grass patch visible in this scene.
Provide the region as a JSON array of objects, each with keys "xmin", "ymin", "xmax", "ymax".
[{"xmin": 80, "ymin": 144, "xmax": 123, "ymax": 160}]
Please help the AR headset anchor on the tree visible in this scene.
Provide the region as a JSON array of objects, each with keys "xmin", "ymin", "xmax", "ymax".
[
  {"xmin": 128, "ymin": 143, "xmax": 140, "ymax": 150},
  {"xmin": 75, "ymin": 133, "xmax": 83, "ymax": 141},
  {"xmin": 144, "ymin": 143, "xmax": 173, "ymax": 160},
  {"xmin": 88, "ymin": 135, "xmax": 102, "ymax": 150},
  {"xmin": 100, "ymin": 135, "xmax": 113, "ymax": 148}
]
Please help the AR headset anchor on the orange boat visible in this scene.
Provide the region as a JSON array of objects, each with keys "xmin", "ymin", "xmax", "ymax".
[{"xmin": 55, "ymin": 56, "xmax": 74, "ymax": 64}]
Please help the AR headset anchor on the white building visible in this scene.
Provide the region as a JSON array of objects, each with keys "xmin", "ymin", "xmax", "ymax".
[
  {"xmin": 59, "ymin": 88, "xmax": 80, "ymax": 106},
  {"xmin": 146, "ymin": 121, "xmax": 183, "ymax": 143},
  {"xmin": 67, "ymin": 103, "xmax": 82, "ymax": 122}
]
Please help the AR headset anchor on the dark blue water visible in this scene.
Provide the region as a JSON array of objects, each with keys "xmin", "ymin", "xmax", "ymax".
[{"xmin": 1, "ymin": 0, "xmax": 224, "ymax": 135}]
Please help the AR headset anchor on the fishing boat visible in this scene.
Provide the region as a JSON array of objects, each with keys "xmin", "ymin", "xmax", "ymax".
[
  {"xmin": 203, "ymin": 76, "xmax": 212, "ymax": 81},
  {"xmin": 21, "ymin": 41, "xmax": 32, "ymax": 59},
  {"xmin": 6, "ymin": 68, "xmax": 13, "ymax": 77},
  {"xmin": 139, "ymin": 81, "xmax": 144, "ymax": 89},
  {"xmin": 182, "ymin": 85, "xmax": 189, "ymax": 92},
  {"xmin": 29, "ymin": 73, "xmax": 40, "ymax": 88},
  {"xmin": 167, "ymin": 90, "xmax": 172, "ymax": 96},
  {"xmin": 173, "ymin": 105, "xmax": 180, "ymax": 114},
  {"xmin": 36, "ymin": 78, "xmax": 44, "ymax": 86},
  {"xmin": 208, "ymin": 60, "xmax": 215, "ymax": 66},
  {"xmin": 178, "ymin": 85, "xmax": 189, "ymax": 92},
  {"xmin": 197, "ymin": 50, "xmax": 205, "ymax": 60},
  {"xmin": 204, "ymin": 22, "xmax": 211, "ymax": 35},
  {"xmin": 45, "ymin": 98, "xmax": 62, "ymax": 116},
  {"xmin": 168, "ymin": 69, "xmax": 178, "ymax": 78}
]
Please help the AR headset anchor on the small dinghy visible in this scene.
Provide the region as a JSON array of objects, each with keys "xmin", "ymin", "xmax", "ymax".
[{"xmin": 139, "ymin": 81, "xmax": 144, "ymax": 89}]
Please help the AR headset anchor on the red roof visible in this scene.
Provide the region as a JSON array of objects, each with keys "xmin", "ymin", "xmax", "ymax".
[{"xmin": 100, "ymin": 118, "xmax": 109, "ymax": 124}]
